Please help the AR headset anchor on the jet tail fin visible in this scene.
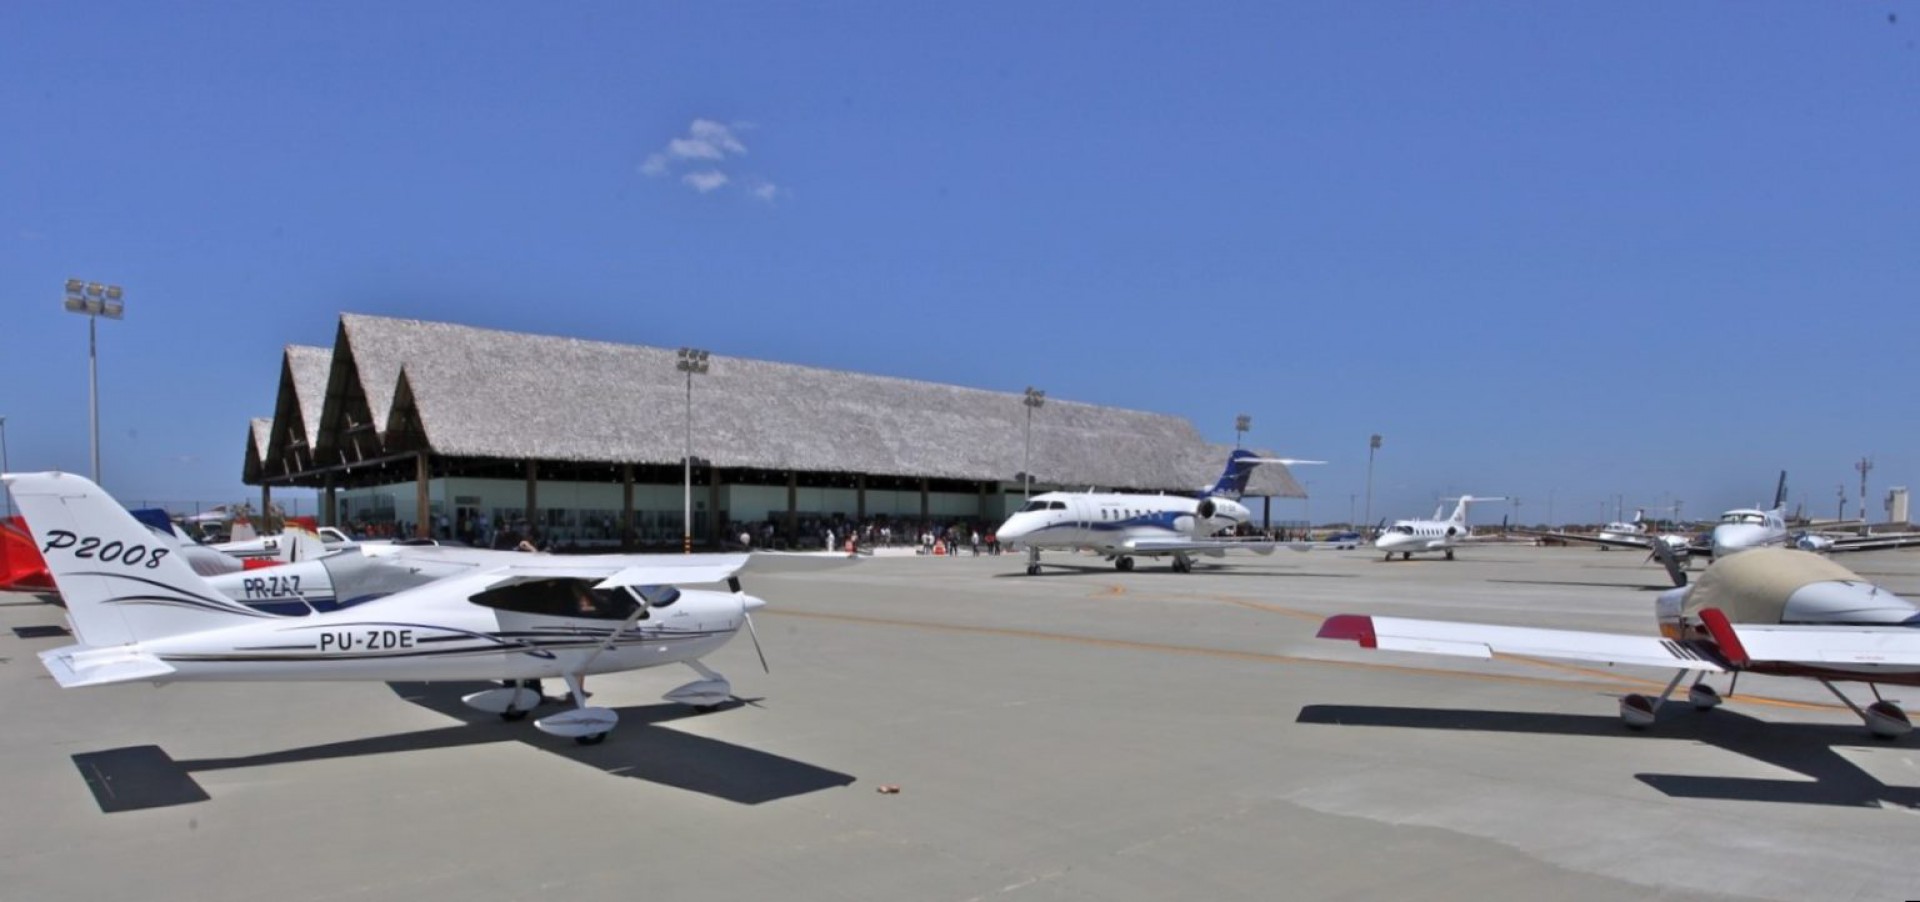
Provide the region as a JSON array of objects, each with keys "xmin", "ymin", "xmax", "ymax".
[
  {"xmin": 1203, "ymin": 450, "xmax": 1324, "ymax": 500},
  {"xmin": 3, "ymin": 472, "xmax": 271, "ymax": 648},
  {"xmin": 1773, "ymin": 470, "xmax": 1789, "ymax": 512}
]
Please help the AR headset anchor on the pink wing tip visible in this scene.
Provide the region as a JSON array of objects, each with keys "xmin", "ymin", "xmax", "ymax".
[{"xmin": 1317, "ymin": 614, "xmax": 1378, "ymax": 648}]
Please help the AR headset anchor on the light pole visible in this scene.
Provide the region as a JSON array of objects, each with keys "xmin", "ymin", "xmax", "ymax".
[
  {"xmin": 1022, "ymin": 386, "xmax": 1046, "ymax": 499},
  {"xmin": 1362, "ymin": 434, "xmax": 1381, "ymax": 534},
  {"xmin": 1234, "ymin": 414, "xmax": 1250, "ymax": 449},
  {"xmin": 676, "ymin": 347, "xmax": 710, "ymax": 554},
  {"xmin": 62, "ymin": 280, "xmax": 124, "ymax": 484}
]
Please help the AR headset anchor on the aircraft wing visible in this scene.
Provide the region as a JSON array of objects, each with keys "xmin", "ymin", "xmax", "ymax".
[
  {"xmin": 1317, "ymin": 614, "xmax": 1728, "ymax": 671},
  {"xmin": 1698, "ymin": 609, "xmax": 1920, "ymax": 666},
  {"xmin": 1514, "ymin": 529, "xmax": 1655, "ymax": 552},
  {"xmin": 1826, "ymin": 532, "xmax": 1920, "ymax": 554},
  {"xmin": 440, "ymin": 550, "xmax": 855, "ymax": 591},
  {"xmin": 1119, "ymin": 537, "xmax": 1299, "ymax": 555}
]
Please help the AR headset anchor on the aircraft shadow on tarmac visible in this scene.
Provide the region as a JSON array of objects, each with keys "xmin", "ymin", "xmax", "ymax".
[
  {"xmin": 69, "ymin": 681, "xmax": 855, "ymax": 814},
  {"xmin": 1297, "ymin": 703, "xmax": 1920, "ymax": 809},
  {"xmin": 991, "ymin": 565, "xmax": 1355, "ymax": 579},
  {"xmin": 1484, "ymin": 578, "xmax": 1673, "ymax": 592}
]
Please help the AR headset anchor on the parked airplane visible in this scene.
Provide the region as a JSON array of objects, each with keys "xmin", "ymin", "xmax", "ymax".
[
  {"xmin": 995, "ymin": 449, "xmax": 1321, "ymax": 575},
  {"xmin": 1374, "ymin": 495, "xmax": 1506, "ymax": 561},
  {"xmin": 1528, "ymin": 473, "xmax": 1920, "ymax": 560},
  {"xmin": 1319, "ymin": 546, "xmax": 1920, "ymax": 738},
  {"xmin": 5, "ymin": 471, "xmax": 831, "ymax": 745}
]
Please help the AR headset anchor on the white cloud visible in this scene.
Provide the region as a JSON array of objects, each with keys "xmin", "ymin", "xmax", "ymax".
[
  {"xmin": 682, "ymin": 170, "xmax": 730, "ymax": 193},
  {"xmin": 641, "ymin": 119, "xmax": 776, "ymax": 201}
]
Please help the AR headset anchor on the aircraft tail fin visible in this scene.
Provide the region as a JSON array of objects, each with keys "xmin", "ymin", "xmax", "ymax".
[
  {"xmin": 1772, "ymin": 470, "xmax": 1789, "ymax": 513},
  {"xmin": 3, "ymin": 472, "xmax": 272, "ymax": 648},
  {"xmin": 1203, "ymin": 450, "xmax": 1324, "ymax": 500},
  {"xmin": 1446, "ymin": 495, "xmax": 1505, "ymax": 524},
  {"xmin": 1204, "ymin": 450, "xmax": 1265, "ymax": 500}
]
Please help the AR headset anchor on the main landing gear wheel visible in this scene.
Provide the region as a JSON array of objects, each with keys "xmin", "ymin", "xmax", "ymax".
[
  {"xmin": 1444, "ymin": 549, "xmax": 1455, "ymax": 561},
  {"xmin": 1688, "ymin": 683, "xmax": 1722, "ymax": 711},
  {"xmin": 501, "ymin": 678, "xmax": 543, "ymax": 721},
  {"xmin": 1619, "ymin": 693, "xmax": 1657, "ymax": 730},
  {"xmin": 1171, "ymin": 557, "xmax": 1191, "ymax": 573},
  {"xmin": 1402, "ymin": 552, "xmax": 1412, "ymax": 561},
  {"xmin": 574, "ymin": 732, "xmax": 608, "ymax": 746},
  {"xmin": 1026, "ymin": 564, "xmax": 1041, "ymax": 576},
  {"xmin": 1115, "ymin": 556, "xmax": 1135, "ymax": 572}
]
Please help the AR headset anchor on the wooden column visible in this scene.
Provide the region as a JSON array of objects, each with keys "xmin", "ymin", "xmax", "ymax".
[
  {"xmin": 785, "ymin": 471, "xmax": 798, "ymax": 543},
  {"xmin": 323, "ymin": 473, "xmax": 337, "ymax": 528},
  {"xmin": 414, "ymin": 452, "xmax": 430, "ymax": 538},
  {"xmin": 620, "ymin": 464, "xmax": 634, "ymax": 551},
  {"xmin": 707, "ymin": 468, "xmax": 722, "ymax": 548},
  {"xmin": 524, "ymin": 459, "xmax": 538, "ymax": 539}
]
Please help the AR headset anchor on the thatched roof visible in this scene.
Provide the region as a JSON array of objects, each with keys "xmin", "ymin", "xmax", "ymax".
[
  {"xmin": 286, "ymin": 345, "xmax": 331, "ymax": 448},
  {"xmin": 258, "ymin": 313, "xmax": 1304, "ymax": 497}
]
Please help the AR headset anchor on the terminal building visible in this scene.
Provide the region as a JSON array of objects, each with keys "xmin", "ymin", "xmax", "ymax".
[{"xmin": 243, "ymin": 314, "xmax": 1305, "ymax": 548}]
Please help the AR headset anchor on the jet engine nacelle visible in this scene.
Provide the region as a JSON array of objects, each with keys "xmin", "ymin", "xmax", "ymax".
[{"xmin": 1200, "ymin": 498, "xmax": 1249, "ymax": 531}]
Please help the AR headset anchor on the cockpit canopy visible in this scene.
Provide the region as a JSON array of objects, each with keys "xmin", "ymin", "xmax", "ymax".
[
  {"xmin": 1718, "ymin": 510, "xmax": 1768, "ymax": 525},
  {"xmin": 1389, "ymin": 524, "xmax": 1415, "ymax": 535},
  {"xmin": 469, "ymin": 577, "xmax": 669, "ymax": 620}
]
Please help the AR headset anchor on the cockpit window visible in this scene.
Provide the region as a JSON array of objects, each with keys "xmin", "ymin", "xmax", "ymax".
[
  {"xmin": 1020, "ymin": 500, "xmax": 1049, "ymax": 513},
  {"xmin": 469, "ymin": 578, "xmax": 644, "ymax": 620},
  {"xmin": 1392, "ymin": 525, "xmax": 1414, "ymax": 535},
  {"xmin": 1048, "ymin": 501, "xmax": 1067, "ymax": 510}
]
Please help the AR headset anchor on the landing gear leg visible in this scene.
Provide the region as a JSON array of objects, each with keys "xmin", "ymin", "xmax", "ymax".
[
  {"xmin": 1172, "ymin": 553, "xmax": 1192, "ymax": 573},
  {"xmin": 563, "ymin": 672, "xmax": 607, "ymax": 745},
  {"xmin": 1026, "ymin": 545, "xmax": 1042, "ymax": 577},
  {"xmin": 1819, "ymin": 680, "xmax": 1912, "ymax": 739},
  {"xmin": 1619, "ymin": 669, "xmax": 1690, "ymax": 730}
]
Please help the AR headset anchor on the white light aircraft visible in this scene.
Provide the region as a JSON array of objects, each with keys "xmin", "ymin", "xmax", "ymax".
[
  {"xmin": 1374, "ymin": 495, "xmax": 1506, "ymax": 561},
  {"xmin": 995, "ymin": 449, "xmax": 1321, "ymax": 574},
  {"xmin": 1320, "ymin": 546, "xmax": 1920, "ymax": 738},
  {"xmin": 6, "ymin": 471, "xmax": 831, "ymax": 746}
]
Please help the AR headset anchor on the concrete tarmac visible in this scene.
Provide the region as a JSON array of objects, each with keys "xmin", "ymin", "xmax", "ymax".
[{"xmin": 4, "ymin": 545, "xmax": 1920, "ymax": 901}]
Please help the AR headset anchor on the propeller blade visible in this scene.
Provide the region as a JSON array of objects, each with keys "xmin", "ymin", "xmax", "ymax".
[{"xmin": 743, "ymin": 608, "xmax": 770, "ymax": 674}]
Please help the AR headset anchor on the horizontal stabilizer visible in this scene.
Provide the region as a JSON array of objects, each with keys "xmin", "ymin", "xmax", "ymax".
[{"xmin": 39, "ymin": 644, "xmax": 176, "ymax": 688}]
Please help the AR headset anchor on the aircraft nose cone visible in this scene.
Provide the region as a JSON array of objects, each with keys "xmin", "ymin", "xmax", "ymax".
[{"xmin": 1711, "ymin": 524, "xmax": 1759, "ymax": 557}]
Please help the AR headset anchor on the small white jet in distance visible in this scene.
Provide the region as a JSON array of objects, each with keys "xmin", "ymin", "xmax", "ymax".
[
  {"xmin": 6, "ymin": 471, "xmax": 832, "ymax": 746},
  {"xmin": 1319, "ymin": 546, "xmax": 1920, "ymax": 738},
  {"xmin": 996, "ymin": 449, "xmax": 1321, "ymax": 575},
  {"xmin": 1374, "ymin": 495, "xmax": 1506, "ymax": 561}
]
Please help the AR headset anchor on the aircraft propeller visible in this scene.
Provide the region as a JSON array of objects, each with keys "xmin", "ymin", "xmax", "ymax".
[{"xmin": 742, "ymin": 594, "xmax": 769, "ymax": 674}]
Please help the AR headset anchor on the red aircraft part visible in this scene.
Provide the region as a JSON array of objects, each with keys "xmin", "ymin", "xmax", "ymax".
[{"xmin": 0, "ymin": 516, "xmax": 54, "ymax": 591}]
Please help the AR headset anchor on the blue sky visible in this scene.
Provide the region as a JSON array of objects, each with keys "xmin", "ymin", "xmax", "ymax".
[{"xmin": 3, "ymin": 2, "xmax": 1917, "ymax": 524}]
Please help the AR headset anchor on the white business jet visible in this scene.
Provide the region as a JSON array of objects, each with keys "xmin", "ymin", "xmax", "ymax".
[
  {"xmin": 996, "ymin": 449, "xmax": 1321, "ymax": 575},
  {"xmin": 1374, "ymin": 495, "xmax": 1505, "ymax": 561},
  {"xmin": 6, "ymin": 471, "xmax": 823, "ymax": 746},
  {"xmin": 1320, "ymin": 546, "xmax": 1920, "ymax": 738}
]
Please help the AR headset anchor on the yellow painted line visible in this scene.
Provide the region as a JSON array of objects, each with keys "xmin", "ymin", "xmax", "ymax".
[{"xmin": 764, "ymin": 607, "xmax": 1850, "ymax": 713}]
